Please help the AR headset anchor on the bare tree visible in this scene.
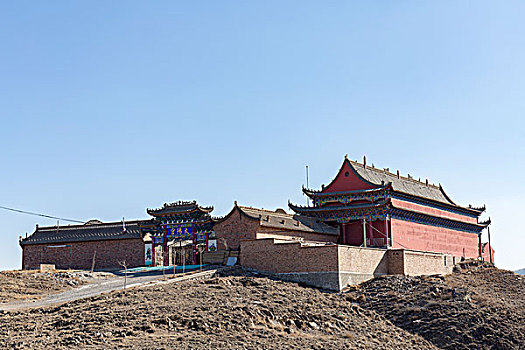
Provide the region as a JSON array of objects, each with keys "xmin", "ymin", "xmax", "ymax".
[{"xmin": 118, "ymin": 260, "xmax": 128, "ymax": 289}]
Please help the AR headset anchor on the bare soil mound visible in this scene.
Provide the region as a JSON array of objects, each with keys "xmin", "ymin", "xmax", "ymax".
[
  {"xmin": 0, "ymin": 270, "xmax": 89, "ymax": 303},
  {"xmin": 0, "ymin": 271, "xmax": 436, "ymax": 350},
  {"xmin": 345, "ymin": 261, "xmax": 525, "ymax": 350}
]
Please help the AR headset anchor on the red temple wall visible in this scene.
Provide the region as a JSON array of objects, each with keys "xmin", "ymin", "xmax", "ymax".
[
  {"xmin": 344, "ymin": 221, "xmax": 364, "ymax": 245},
  {"xmin": 391, "ymin": 198, "xmax": 478, "ymax": 224},
  {"xmin": 390, "ymin": 218, "xmax": 482, "ymax": 260},
  {"xmin": 322, "ymin": 161, "xmax": 376, "ymax": 193},
  {"xmin": 343, "ymin": 219, "xmax": 390, "ymax": 247}
]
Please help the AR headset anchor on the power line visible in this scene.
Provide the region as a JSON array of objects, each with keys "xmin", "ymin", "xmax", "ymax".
[{"xmin": 0, "ymin": 205, "xmax": 84, "ymax": 223}]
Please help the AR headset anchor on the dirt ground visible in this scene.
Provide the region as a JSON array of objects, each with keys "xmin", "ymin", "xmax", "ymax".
[
  {"xmin": 0, "ymin": 269, "xmax": 436, "ymax": 350},
  {"xmin": 344, "ymin": 260, "xmax": 525, "ymax": 350},
  {"xmin": 0, "ymin": 262, "xmax": 522, "ymax": 349},
  {"xmin": 0, "ymin": 270, "xmax": 92, "ymax": 303}
]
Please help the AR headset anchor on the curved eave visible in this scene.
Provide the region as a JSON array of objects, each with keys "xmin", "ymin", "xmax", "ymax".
[
  {"xmin": 391, "ymin": 190, "xmax": 483, "ymax": 217},
  {"xmin": 302, "ymin": 184, "xmax": 391, "ymax": 198},
  {"xmin": 438, "ymin": 184, "xmax": 456, "ymax": 206},
  {"xmin": 390, "ymin": 207, "xmax": 490, "ymax": 233},
  {"xmin": 289, "ymin": 199, "xmax": 390, "ymax": 213},
  {"xmin": 467, "ymin": 205, "xmax": 487, "ymax": 214}
]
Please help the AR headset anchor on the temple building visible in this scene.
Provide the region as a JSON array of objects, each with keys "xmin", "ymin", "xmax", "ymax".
[
  {"xmin": 19, "ymin": 220, "xmax": 146, "ymax": 270},
  {"xmin": 289, "ymin": 156, "xmax": 494, "ymax": 262},
  {"xmin": 214, "ymin": 201, "xmax": 338, "ymax": 251},
  {"xmin": 140, "ymin": 201, "xmax": 215, "ymax": 266}
]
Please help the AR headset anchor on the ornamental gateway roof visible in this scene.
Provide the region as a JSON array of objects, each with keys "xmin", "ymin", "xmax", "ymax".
[
  {"xmin": 146, "ymin": 200, "xmax": 213, "ymax": 216},
  {"xmin": 19, "ymin": 220, "xmax": 143, "ymax": 246}
]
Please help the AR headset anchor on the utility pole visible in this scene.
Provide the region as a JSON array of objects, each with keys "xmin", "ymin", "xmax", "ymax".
[
  {"xmin": 488, "ymin": 227, "xmax": 493, "ymax": 264},
  {"xmin": 91, "ymin": 250, "xmax": 97, "ymax": 273}
]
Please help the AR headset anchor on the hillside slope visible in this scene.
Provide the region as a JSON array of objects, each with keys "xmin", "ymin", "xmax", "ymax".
[
  {"xmin": 345, "ymin": 261, "xmax": 525, "ymax": 350},
  {"xmin": 0, "ymin": 271, "xmax": 436, "ymax": 350}
]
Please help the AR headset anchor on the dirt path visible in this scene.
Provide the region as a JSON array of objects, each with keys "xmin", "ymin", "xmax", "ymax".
[{"xmin": 0, "ymin": 269, "xmax": 216, "ymax": 312}]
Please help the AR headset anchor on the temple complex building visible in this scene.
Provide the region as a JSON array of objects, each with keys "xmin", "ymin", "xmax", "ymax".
[
  {"xmin": 214, "ymin": 202, "xmax": 338, "ymax": 251},
  {"xmin": 140, "ymin": 201, "xmax": 215, "ymax": 266},
  {"xmin": 19, "ymin": 220, "xmax": 145, "ymax": 270},
  {"xmin": 289, "ymin": 156, "xmax": 494, "ymax": 262}
]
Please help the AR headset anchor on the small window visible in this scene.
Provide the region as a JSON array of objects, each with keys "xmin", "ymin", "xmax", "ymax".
[
  {"xmin": 345, "ymin": 171, "xmax": 350, "ymax": 177},
  {"xmin": 444, "ymin": 256, "xmax": 447, "ymax": 266}
]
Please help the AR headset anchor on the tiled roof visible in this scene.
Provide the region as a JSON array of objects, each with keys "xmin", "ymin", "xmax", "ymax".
[
  {"xmin": 237, "ymin": 205, "xmax": 338, "ymax": 235},
  {"xmin": 19, "ymin": 220, "xmax": 143, "ymax": 246},
  {"xmin": 347, "ymin": 160, "xmax": 455, "ymax": 205}
]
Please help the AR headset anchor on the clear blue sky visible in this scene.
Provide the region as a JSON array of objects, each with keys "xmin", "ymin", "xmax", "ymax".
[{"xmin": 1, "ymin": 1, "xmax": 523, "ymax": 270}]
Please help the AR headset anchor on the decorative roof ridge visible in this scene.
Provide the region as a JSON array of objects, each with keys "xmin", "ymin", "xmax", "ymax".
[
  {"xmin": 162, "ymin": 200, "xmax": 197, "ymax": 208},
  {"xmin": 147, "ymin": 200, "xmax": 213, "ymax": 214},
  {"xmin": 237, "ymin": 205, "xmax": 289, "ymax": 214},
  {"xmin": 347, "ymin": 159, "xmax": 440, "ymax": 189}
]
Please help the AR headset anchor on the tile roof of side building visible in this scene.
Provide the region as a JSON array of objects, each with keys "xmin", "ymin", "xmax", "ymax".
[
  {"xmin": 19, "ymin": 220, "xmax": 143, "ymax": 246},
  {"xmin": 231, "ymin": 204, "xmax": 337, "ymax": 235}
]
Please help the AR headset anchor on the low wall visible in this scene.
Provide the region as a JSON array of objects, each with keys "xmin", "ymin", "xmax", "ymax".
[
  {"xmin": 240, "ymin": 239, "xmax": 338, "ymax": 273},
  {"xmin": 403, "ymin": 250, "xmax": 453, "ymax": 276},
  {"xmin": 202, "ymin": 250, "xmax": 239, "ymax": 265},
  {"xmin": 337, "ymin": 246, "xmax": 389, "ymax": 287},
  {"xmin": 240, "ymin": 239, "xmax": 455, "ymax": 291}
]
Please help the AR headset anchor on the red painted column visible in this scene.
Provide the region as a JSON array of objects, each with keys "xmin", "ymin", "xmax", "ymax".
[
  {"xmin": 341, "ymin": 223, "xmax": 346, "ymax": 245},
  {"xmin": 192, "ymin": 223, "xmax": 197, "ymax": 265},
  {"xmin": 163, "ymin": 225, "xmax": 169, "ymax": 266},
  {"xmin": 152, "ymin": 240, "xmax": 156, "ymax": 266},
  {"xmin": 384, "ymin": 218, "xmax": 389, "ymax": 247}
]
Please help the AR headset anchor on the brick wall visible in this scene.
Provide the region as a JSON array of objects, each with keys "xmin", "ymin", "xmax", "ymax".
[
  {"xmin": 403, "ymin": 250, "xmax": 453, "ymax": 275},
  {"xmin": 240, "ymin": 239, "xmax": 458, "ymax": 290},
  {"xmin": 256, "ymin": 226, "xmax": 337, "ymax": 243},
  {"xmin": 214, "ymin": 209, "xmax": 259, "ymax": 251},
  {"xmin": 22, "ymin": 238, "xmax": 145, "ymax": 270},
  {"xmin": 337, "ymin": 246, "xmax": 389, "ymax": 275},
  {"xmin": 215, "ymin": 207, "xmax": 338, "ymax": 251},
  {"xmin": 240, "ymin": 239, "xmax": 338, "ymax": 273},
  {"xmin": 387, "ymin": 250, "xmax": 405, "ymax": 274}
]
